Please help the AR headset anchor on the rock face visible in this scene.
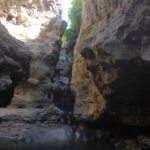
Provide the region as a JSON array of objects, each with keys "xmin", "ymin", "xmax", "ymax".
[
  {"xmin": 0, "ymin": 0, "xmax": 66, "ymax": 108},
  {"xmin": 0, "ymin": 23, "xmax": 32, "ymax": 107},
  {"xmin": 52, "ymin": 44, "xmax": 74, "ymax": 112},
  {"xmin": 71, "ymin": 0, "xmax": 150, "ymax": 125}
]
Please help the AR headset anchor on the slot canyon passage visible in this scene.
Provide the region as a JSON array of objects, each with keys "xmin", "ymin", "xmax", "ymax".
[{"xmin": 1, "ymin": 0, "xmax": 150, "ymax": 149}]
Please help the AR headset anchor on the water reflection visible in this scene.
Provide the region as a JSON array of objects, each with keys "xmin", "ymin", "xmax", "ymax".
[{"xmin": 0, "ymin": 124, "xmax": 115, "ymax": 150}]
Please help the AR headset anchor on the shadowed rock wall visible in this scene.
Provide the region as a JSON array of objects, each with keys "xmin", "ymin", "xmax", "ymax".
[
  {"xmin": 71, "ymin": 0, "xmax": 150, "ymax": 125},
  {"xmin": 52, "ymin": 44, "xmax": 75, "ymax": 112},
  {"xmin": 0, "ymin": 23, "xmax": 32, "ymax": 107}
]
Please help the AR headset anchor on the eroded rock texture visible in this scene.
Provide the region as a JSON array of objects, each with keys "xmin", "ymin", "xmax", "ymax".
[
  {"xmin": 52, "ymin": 44, "xmax": 74, "ymax": 112},
  {"xmin": 0, "ymin": 0, "xmax": 66, "ymax": 108},
  {"xmin": 0, "ymin": 23, "xmax": 32, "ymax": 107},
  {"xmin": 71, "ymin": 0, "xmax": 150, "ymax": 125}
]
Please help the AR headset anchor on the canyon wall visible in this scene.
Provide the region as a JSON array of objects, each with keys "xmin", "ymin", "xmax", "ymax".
[
  {"xmin": 0, "ymin": 0, "xmax": 66, "ymax": 108},
  {"xmin": 0, "ymin": 23, "xmax": 32, "ymax": 107},
  {"xmin": 52, "ymin": 44, "xmax": 74, "ymax": 112},
  {"xmin": 71, "ymin": 0, "xmax": 150, "ymax": 125}
]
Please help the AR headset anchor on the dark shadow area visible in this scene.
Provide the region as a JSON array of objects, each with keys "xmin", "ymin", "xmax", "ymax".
[
  {"xmin": 108, "ymin": 60, "xmax": 150, "ymax": 115},
  {"xmin": 0, "ymin": 23, "xmax": 31, "ymax": 107},
  {"xmin": 95, "ymin": 59, "xmax": 150, "ymax": 126}
]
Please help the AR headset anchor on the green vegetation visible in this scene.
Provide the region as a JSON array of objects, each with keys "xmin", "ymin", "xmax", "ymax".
[{"xmin": 62, "ymin": 0, "xmax": 83, "ymax": 46}]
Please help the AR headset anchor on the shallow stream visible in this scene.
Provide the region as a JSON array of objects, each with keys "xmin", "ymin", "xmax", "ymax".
[{"xmin": 0, "ymin": 124, "xmax": 115, "ymax": 150}]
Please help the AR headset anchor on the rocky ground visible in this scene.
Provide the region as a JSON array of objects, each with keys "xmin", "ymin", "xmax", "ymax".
[{"xmin": 0, "ymin": 106, "xmax": 60, "ymax": 122}]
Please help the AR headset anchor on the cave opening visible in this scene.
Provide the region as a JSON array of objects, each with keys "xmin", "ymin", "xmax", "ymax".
[
  {"xmin": 0, "ymin": 70, "xmax": 27, "ymax": 108},
  {"xmin": 0, "ymin": 91, "xmax": 13, "ymax": 108},
  {"xmin": 0, "ymin": 82, "xmax": 14, "ymax": 108},
  {"xmin": 110, "ymin": 60, "xmax": 150, "ymax": 109},
  {"xmin": 101, "ymin": 60, "xmax": 150, "ymax": 125}
]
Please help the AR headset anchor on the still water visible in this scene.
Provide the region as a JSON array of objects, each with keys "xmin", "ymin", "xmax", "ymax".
[{"xmin": 0, "ymin": 124, "xmax": 115, "ymax": 150}]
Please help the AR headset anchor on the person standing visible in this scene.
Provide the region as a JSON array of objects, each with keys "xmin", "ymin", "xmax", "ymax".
[{"xmin": 60, "ymin": 110, "xmax": 64, "ymax": 124}]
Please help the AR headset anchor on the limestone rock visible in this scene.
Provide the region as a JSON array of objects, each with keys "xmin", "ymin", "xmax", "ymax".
[
  {"xmin": 11, "ymin": 17, "xmax": 66, "ymax": 108},
  {"xmin": 52, "ymin": 45, "xmax": 74, "ymax": 111},
  {"xmin": 0, "ymin": 0, "xmax": 67, "ymax": 108},
  {"xmin": 71, "ymin": 0, "xmax": 150, "ymax": 125},
  {"xmin": 0, "ymin": 23, "xmax": 32, "ymax": 107}
]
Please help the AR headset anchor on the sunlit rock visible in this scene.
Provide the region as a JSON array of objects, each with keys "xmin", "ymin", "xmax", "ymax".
[
  {"xmin": 0, "ymin": 0, "xmax": 66, "ymax": 109},
  {"xmin": 71, "ymin": 0, "xmax": 150, "ymax": 125}
]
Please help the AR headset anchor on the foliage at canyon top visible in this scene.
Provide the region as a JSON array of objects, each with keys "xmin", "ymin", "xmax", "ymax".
[{"xmin": 62, "ymin": 0, "xmax": 83, "ymax": 46}]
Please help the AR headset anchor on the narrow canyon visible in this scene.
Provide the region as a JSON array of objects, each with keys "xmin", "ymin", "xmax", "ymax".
[{"xmin": 0, "ymin": 0, "xmax": 150, "ymax": 150}]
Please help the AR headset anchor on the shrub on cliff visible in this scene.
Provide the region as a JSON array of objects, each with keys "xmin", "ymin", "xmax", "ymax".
[{"xmin": 62, "ymin": 0, "xmax": 83, "ymax": 46}]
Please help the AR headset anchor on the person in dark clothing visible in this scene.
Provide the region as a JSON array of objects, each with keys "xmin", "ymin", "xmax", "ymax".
[
  {"xmin": 60, "ymin": 110, "xmax": 64, "ymax": 124},
  {"xmin": 66, "ymin": 111, "xmax": 72, "ymax": 124}
]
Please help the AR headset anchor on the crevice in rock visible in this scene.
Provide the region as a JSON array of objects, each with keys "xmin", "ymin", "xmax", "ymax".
[{"xmin": 51, "ymin": 44, "xmax": 75, "ymax": 113}]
